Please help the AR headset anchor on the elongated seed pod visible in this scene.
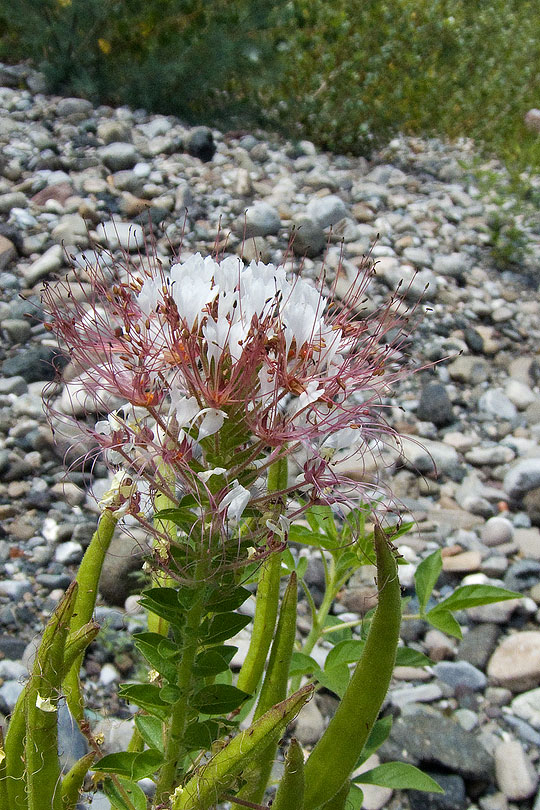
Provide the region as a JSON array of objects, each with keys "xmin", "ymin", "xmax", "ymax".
[
  {"xmin": 318, "ymin": 780, "xmax": 350, "ymax": 810},
  {"xmin": 26, "ymin": 582, "xmax": 79, "ymax": 810},
  {"xmin": 236, "ymin": 456, "xmax": 288, "ymax": 694},
  {"xmin": 3, "ymin": 688, "xmax": 26, "ymax": 810},
  {"xmin": 62, "ymin": 622, "xmax": 100, "ymax": 677},
  {"xmin": 64, "ymin": 509, "xmax": 117, "ymax": 721},
  {"xmin": 271, "ymin": 738, "xmax": 305, "ymax": 810},
  {"xmin": 60, "ymin": 752, "xmax": 96, "ymax": 810},
  {"xmin": 0, "ymin": 728, "xmax": 9, "ymax": 810},
  {"xmin": 173, "ymin": 685, "xmax": 313, "ymax": 810},
  {"xmin": 303, "ymin": 526, "xmax": 401, "ymax": 810},
  {"xmin": 240, "ymin": 572, "xmax": 298, "ymax": 803}
]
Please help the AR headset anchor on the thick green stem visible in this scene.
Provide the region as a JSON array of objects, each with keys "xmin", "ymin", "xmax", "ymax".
[
  {"xmin": 64, "ymin": 509, "xmax": 118, "ymax": 722},
  {"xmin": 240, "ymin": 573, "xmax": 298, "ymax": 803},
  {"xmin": 303, "ymin": 526, "xmax": 401, "ymax": 810},
  {"xmin": 153, "ymin": 575, "xmax": 207, "ymax": 804},
  {"xmin": 150, "ymin": 461, "xmax": 178, "ymax": 636},
  {"xmin": 236, "ymin": 456, "xmax": 287, "ymax": 694},
  {"xmin": 60, "ymin": 752, "xmax": 96, "ymax": 810}
]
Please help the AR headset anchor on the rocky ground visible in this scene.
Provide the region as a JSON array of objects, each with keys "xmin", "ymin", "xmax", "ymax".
[{"xmin": 1, "ymin": 62, "xmax": 540, "ymax": 810}]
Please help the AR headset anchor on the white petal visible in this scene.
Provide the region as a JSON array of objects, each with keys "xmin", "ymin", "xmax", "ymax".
[
  {"xmin": 197, "ymin": 408, "xmax": 226, "ymax": 440},
  {"xmin": 197, "ymin": 467, "xmax": 227, "ymax": 483},
  {"xmin": 219, "ymin": 481, "xmax": 251, "ymax": 521}
]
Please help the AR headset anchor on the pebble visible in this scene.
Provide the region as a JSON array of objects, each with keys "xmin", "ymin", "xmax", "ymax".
[
  {"xmin": 511, "ymin": 688, "xmax": 540, "ymax": 729},
  {"xmin": 293, "ymin": 697, "xmax": 325, "ymax": 745},
  {"xmin": 481, "ymin": 517, "xmax": 515, "ymax": 547},
  {"xmin": 433, "ymin": 660, "xmax": 487, "ymax": 691},
  {"xmin": 353, "ymin": 754, "xmax": 392, "ymax": 810},
  {"xmin": 488, "ymin": 631, "xmax": 540, "ymax": 691},
  {"xmin": 494, "ymin": 739, "xmax": 538, "ymax": 800}
]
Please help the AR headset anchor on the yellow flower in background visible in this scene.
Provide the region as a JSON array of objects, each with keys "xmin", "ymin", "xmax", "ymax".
[
  {"xmin": 57, "ymin": 0, "xmax": 72, "ymax": 7},
  {"xmin": 98, "ymin": 38, "xmax": 112, "ymax": 54}
]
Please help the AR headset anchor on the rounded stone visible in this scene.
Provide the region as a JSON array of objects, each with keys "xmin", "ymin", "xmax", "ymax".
[
  {"xmin": 495, "ymin": 739, "xmax": 538, "ymax": 800},
  {"xmin": 100, "ymin": 142, "xmax": 139, "ymax": 171},
  {"xmin": 488, "ymin": 631, "xmax": 540, "ymax": 691},
  {"xmin": 290, "ymin": 217, "xmax": 326, "ymax": 258},
  {"xmin": 481, "ymin": 516, "xmax": 514, "ymax": 547}
]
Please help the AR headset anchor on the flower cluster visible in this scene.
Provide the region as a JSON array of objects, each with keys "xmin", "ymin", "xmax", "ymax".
[{"xmin": 43, "ymin": 248, "xmax": 416, "ymax": 569}]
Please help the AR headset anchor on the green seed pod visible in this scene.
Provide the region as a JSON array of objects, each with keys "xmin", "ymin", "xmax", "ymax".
[
  {"xmin": 240, "ymin": 572, "xmax": 298, "ymax": 803},
  {"xmin": 271, "ymin": 738, "xmax": 305, "ymax": 810},
  {"xmin": 318, "ymin": 780, "xmax": 351, "ymax": 810},
  {"xmin": 173, "ymin": 685, "xmax": 313, "ymax": 810},
  {"xmin": 303, "ymin": 525, "xmax": 401, "ymax": 810},
  {"xmin": 60, "ymin": 752, "xmax": 96, "ymax": 810}
]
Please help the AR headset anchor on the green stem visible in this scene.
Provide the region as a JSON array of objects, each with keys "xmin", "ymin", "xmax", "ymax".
[
  {"xmin": 153, "ymin": 571, "xmax": 207, "ymax": 804},
  {"xmin": 0, "ymin": 728, "xmax": 9, "ymax": 810},
  {"xmin": 150, "ymin": 461, "xmax": 178, "ymax": 636},
  {"xmin": 303, "ymin": 525, "xmax": 401, "ymax": 810},
  {"xmin": 64, "ymin": 510, "xmax": 118, "ymax": 722},
  {"xmin": 271, "ymin": 738, "xmax": 305, "ymax": 810},
  {"xmin": 236, "ymin": 456, "xmax": 288, "ymax": 695}
]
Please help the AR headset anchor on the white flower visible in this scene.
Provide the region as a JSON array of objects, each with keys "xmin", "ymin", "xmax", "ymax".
[
  {"xmin": 219, "ymin": 480, "xmax": 251, "ymax": 521},
  {"xmin": 292, "ymin": 380, "xmax": 324, "ymax": 416},
  {"xmin": 265, "ymin": 515, "xmax": 290, "ymax": 539},
  {"xmin": 36, "ymin": 694, "xmax": 57, "ymax": 712},
  {"xmin": 197, "ymin": 408, "xmax": 226, "ymax": 440}
]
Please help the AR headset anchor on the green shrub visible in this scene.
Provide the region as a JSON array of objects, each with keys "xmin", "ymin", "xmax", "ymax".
[{"xmin": 0, "ymin": 0, "xmax": 283, "ymax": 125}]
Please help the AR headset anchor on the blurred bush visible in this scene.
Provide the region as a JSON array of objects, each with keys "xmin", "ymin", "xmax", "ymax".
[
  {"xmin": 0, "ymin": 0, "xmax": 283, "ymax": 125},
  {"xmin": 1, "ymin": 0, "xmax": 539, "ymax": 170}
]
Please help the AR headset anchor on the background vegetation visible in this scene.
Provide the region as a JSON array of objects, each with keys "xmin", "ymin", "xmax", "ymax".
[{"xmin": 1, "ymin": 0, "xmax": 539, "ymax": 171}]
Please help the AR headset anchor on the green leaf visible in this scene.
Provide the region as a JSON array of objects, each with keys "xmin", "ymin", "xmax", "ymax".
[
  {"xmin": 117, "ymin": 684, "xmax": 171, "ymax": 719},
  {"xmin": 102, "ymin": 776, "xmax": 147, "ymax": 810},
  {"xmin": 288, "ymin": 525, "xmax": 335, "ymax": 550},
  {"xmin": 306, "ymin": 505, "xmax": 338, "ymax": 541},
  {"xmin": 138, "ymin": 588, "xmax": 186, "ymax": 627},
  {"xmin": 133, "ymin": 633, "xmax": 178, "ymax": 681},
  {"xmin": 323, "ymin": 616, "xmax": 353, "ymax": 644},
  {"xmin": 297, "ymin": 556, "xmax": 309, "ymax": 579},
  {"xmin": 153, "ymin": 507, "xmax": 196, "ymax": 532},
  {"xmin": 356, "ymin": 715, "xmax": 393, "ymax": 766},
  {"xmin": 316, "ymin": 664, "xmax": 350, "ymax": 698},
  {"xmin": 160, "ymin": 684, "xmax": 182, "ymax": 703},
  {"xmin": 194, "ymin": 645, "xmax": 237, "ymax": 676},
  {"xmin": 183, "ymin": 719, "xmax": 227, "ymax": 751},
  {"xmin": 191, "ymin": 684, "xmax": 250, "ymax": 714},
  {"xmin": 135, "ymin": 715, "xmax": 164, "ymax": 752},
  {"xmin": 414, "ymin": 550, "xmax": 442, "ymax": 614},
  {"xmin": 346, "ymin": 783, "xmax": 364, "ymax": 810},
  {"xmin": 289, "ymin": 652, "xmax": 321, "ymax": 676},
  {"xmin": 325, "ymin": 639, "xmax": 365, "ymax": 669},
  {"xmin": 202, "ymin": 612, "xmax": 251, "ymax": 645},
  {"xmin": 436, "ymin": 584, "xmax": 521, "ymax": 612},
  {"xmin": 353, "ymin": 762, "xmax": 444, "ymax": 792},
  {"xmin": 96, "ymin": 749, "xmax": 163, "ymax": 781},
  {"xmin": 206, "ymin": 586, "xmax": 251, "ymax": 613},
  {"xmin": 425, "ymin": 608, "xmax": 462, "ymax": 639},
  {"xmin": 395, "ymin": 647, "xmax": 433, "ymax": 667}
]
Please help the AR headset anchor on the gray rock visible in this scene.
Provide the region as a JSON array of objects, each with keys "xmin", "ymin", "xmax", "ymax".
[
  {"xmin": 57, "ymin": 699, "xmax": 88, "ymax": 773},
  {"xmin": 238, "ymin": 202, "xmax": 281, "ymax": 238},
  {"xmin": 481, "ymin": 517, "xmax": 514, "ymax": 547},
  {"xmin": 417, "ymin": 383, "xmax": 455, "ymax": 426},
  {"xmin": 2, "ymin": 319, "xmax": 31, "ymax": 344},
  {"xmin": 0, "ymin": 192, "xmax": 28, "ymax": 214},
  {"xmin": 478, "ymin": 389, "xmax": 518, "ymax": 421},
  {"xmin": 504, "ymin": 559, "xmax": 540, "ymax": 592},
  {"xmin": 402, "ymin": 247, "xmax": 432, "ymax": 268},
  {"xmin": 390, "ymin": 683, "xmax": 444, "ymax": 708},
  {"xmin": 511, "ymin": 688, "xmax": 540, "ymax": 729},
  {"xmin": 524, "ymin": 487, "xmax": 540, "ymax": 526},
  {"xmin": 51, "ymin": 214, "xmax": 88, "ymax": 247},
  {"xmin": 24, "ymin": 244, "xmax": 64, "ymax": 284},
  {"xmin": 382, "ymin": 708, "xmax": 494, "ymax": 782},
  {"xmin": 0, "ymin": 680, "xmax": 25, "ymax": 712},
  {"xmin": 291, "ymin": 217, "xmax": 326, "ymax": 258},
  {"xmin": 488, "ymin": 631, "xmax": 540, "ymax": 691},
  {"xmin": 54, "ymin": 541, "xmax": 84, "ymax": 565},
  {"xmin": 0, "ymin": 579, "xmax": 31, "ymax": 599},
  {"xmin": 409, "ymin": 772, "xmax": 467, "ymax": 810},
  {"xmin": 293, "ymin": 696, "xmax": 325, "ymax": 745},
  {"xmin": 184, "ymin": 127, "xmax": 215, "ymax": 162},
  {"xmin": 400, "ymin": 436, "xmax": 459, "ymax": 476},
  {"xmin": 306, "ymin": 195, "xmax": 348, "ymax": 229},
  {"xmin": 95, "ymin": 220, "xmax": 144, "ymax": 251},
  {"xmin": 504, "ymin": 458, "xmax": 540, "ymax": 501},
  {"xmin": 465, "ymin": 445, "xmax": 515, "ymax": 466},
  {"xmin": 448, "ymin": 355, "xmax": 491, "ymax": 384},
  {"xmin": 56, "ymin": 97, "xmax": 93, "ymax": 117},
  {"xmin": 99, "ymin": 531, "xmax": 146, "ymax": 606},
  {"xmin": 433, "ymin": 253, "xmax": 469, "ymax": 280},
  {"xmin": 495, "ymin": 739, "xmax": 538, "ymax": 800},
  {"xmin": 2, "ymin": 345, "xmax": 66, "ymax": 383},
  {"xmin": 100, "ymin": 142, "xmax": 139, "ymax": 171},
  {"xmin": 433, "ymin": 660, "xmax": 487, "ymax": 691}
]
